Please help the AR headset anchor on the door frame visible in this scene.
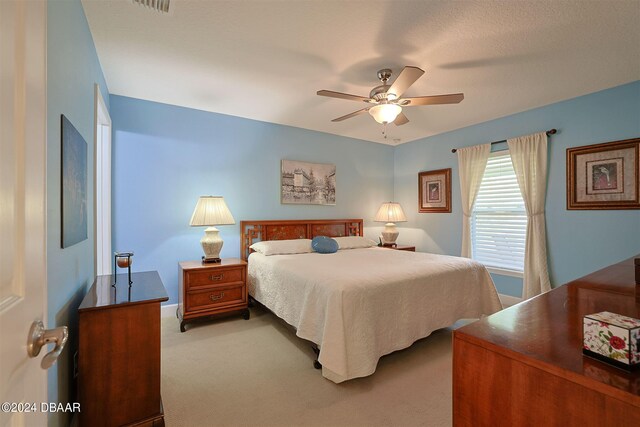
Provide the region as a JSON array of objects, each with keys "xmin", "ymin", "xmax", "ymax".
[{"xmin": 94, "ymin": 84, "xmax": 112, "ymax": 275}]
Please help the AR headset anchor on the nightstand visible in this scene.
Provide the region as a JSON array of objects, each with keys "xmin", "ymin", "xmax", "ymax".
[
  {"xmin": 178, "ymin": 258, "xmax": 249, "ymax": 332},
  {"xmin": 382, "ymin": 245, "xmax": 415, "ymax": 252}
]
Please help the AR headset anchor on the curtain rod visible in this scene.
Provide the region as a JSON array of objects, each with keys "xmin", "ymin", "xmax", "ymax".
[{"xmin": 451, "ymin": 129, "xmax": 557, "ymax": 153}]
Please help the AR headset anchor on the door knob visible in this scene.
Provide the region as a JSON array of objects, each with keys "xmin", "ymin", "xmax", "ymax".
[{"xmin": 27, "ymin": 320, "xmax": 69, "ymax": 369}]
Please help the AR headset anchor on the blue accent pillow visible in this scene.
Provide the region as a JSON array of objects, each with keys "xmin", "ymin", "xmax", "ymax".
[{"xmin": 311, "ymin": 236, "xmax": 339, "ymax": 254}]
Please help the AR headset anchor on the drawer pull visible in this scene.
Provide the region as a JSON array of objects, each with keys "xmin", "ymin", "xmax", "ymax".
[
  {"xmin": 209, "ymin": 292, "xmax": 225, "ymax": 301},
  {"xmin": 209, "ymin": 274, "xmax": 224, "ymax": 281}
]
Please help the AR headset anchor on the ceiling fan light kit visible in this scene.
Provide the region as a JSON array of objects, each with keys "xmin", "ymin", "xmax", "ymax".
[
  {"xmin": 369, "ymin": 104, "xmax": 402, "ymax": 124},
  {"xmin": 318, "ymin": 66, "xmax": 464, "ymax": 131}
]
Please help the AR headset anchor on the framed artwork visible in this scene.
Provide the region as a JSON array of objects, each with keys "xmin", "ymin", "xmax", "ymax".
[
  {"xmin": 567, "ymin": 138, "xmax": 639, "ymax": 210},
  {"xmin": 418, "ymin": 168, "xmax": 451, "ymax": 213},
  {"xmin": 281, "ymin": 160, "xmax": 336, "ymax": 205},
  {"xmin": 61, "ymin": 115, "xmax": 88, "ymax": 248}
]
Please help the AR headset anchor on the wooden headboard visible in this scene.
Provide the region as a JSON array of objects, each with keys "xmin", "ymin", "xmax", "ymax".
[{"xmin": 240, "ymin": 219, "xmax": 363, "ymax": 261}]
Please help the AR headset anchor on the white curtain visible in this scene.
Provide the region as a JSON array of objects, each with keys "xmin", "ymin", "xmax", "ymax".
[
  {"xmin": 457, "ymin": 144, "xmax": 491, "ymax": 258},
  {"xmin": 507, "ymin": 132, "xmax": 551, "ymax": 299}
]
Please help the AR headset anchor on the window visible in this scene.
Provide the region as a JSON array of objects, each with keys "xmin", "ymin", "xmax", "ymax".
[{"xmin": 471, "ymin": 151, "xmax": 526, "ymax": 275}]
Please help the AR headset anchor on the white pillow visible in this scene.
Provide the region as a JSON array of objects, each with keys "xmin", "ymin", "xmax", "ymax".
[
  {"xmin": 334, "ymin": 236, "xmax": 377, "ymax": 250},
  {"xmin": 250, "ymin": 239, "xmax": 313, "ymax": 256}
]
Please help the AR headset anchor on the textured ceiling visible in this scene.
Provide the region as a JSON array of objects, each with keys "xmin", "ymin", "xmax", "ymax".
[{"xmin": 82, "ymin": 0, "xmax": 640, "ymax": 145}]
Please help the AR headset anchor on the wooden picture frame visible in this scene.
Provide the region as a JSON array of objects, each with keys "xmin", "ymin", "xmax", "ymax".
[
  {"xmin": 418, "ymin": 168, "xmax": 451, "ymax": 213},
  {"xmin": 567, "ymin": 138, "xmax": 639, "ymax": 210}
]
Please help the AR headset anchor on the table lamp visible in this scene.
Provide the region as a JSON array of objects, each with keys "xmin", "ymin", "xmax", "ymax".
[
  {"xmin": 190, "ymin": 196, "xmax": 235, "ymax": 263},
  {"xmin": 374, "ymin": 202, "xmax": 407, "ymax": 247}
]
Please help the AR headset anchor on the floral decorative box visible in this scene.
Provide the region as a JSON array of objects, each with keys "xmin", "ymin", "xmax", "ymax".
[{"xmin": 583, "ymin": 311, "xmax": 640, "ymax": 371}]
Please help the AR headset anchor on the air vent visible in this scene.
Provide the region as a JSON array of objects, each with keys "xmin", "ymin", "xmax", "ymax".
[{"xmin": 132, "ymin": 0, "xmax": 170, "ymax": 13}]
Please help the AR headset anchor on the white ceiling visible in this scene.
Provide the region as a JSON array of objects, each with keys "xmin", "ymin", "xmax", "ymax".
[{"xmin": 82, "ymin": 0, "xmax": 640, "ymax": 145}]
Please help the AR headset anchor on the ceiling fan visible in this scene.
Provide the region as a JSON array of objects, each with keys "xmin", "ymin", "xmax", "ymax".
[{"xmin": 317, "ymin": 66, "xmax": 464, "ymax": 126}]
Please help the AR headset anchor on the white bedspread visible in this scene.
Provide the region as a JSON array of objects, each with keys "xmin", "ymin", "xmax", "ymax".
[{"xmin": 248, "ymin": 247, "xmax": 502, "ymax": 383}]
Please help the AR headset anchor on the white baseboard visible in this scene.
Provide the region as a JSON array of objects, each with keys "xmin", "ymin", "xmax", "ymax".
[
  {"xmin": 499, "ymin": 294, "xmax": 523, "ymax": 308},
  {"xmin": 161, "ymin": 303, "xmax": 178, "ymax": 318}
]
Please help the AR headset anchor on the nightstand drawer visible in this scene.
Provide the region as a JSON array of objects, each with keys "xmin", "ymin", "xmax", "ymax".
[
  {"xmin": 185, "ymin": 267, "xmax": 244, "ymax": 288},
  {"xmin": 185, "ymin": 284, "xmax": 246, "ymax": 313}
]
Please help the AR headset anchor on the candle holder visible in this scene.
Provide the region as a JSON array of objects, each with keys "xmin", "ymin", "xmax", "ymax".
[{"xmin": 113, "ymin": 252, "xmax": 134, "ymax": 287}]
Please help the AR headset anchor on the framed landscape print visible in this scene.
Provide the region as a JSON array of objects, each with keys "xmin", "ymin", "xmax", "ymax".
[
  {"xmin": 567, "ymin": 138, "xmax": 639, "ymax": 210},
  {"xmin": 418, "ymin": 168, "xmax": 451, "ymax": 213},
  {"xmin": 281, "ymin": 160, "xmax": 336, "ymax": 205},
  {"xmin": 61, "ymin": 115, "xmax": 88, "ymax": 247}
]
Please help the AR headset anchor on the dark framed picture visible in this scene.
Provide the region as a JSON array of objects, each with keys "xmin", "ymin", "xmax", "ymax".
[
  {"xmin": 567, "ymin": 138, "xmax": 639, "ymax": 210},
  {"xmin": 61, "ymin": 115, "xmax": 88, "ymax": 247},
  {"xmin": 418, "ymin": 168, "xmax": 451, "ymax": 213}
]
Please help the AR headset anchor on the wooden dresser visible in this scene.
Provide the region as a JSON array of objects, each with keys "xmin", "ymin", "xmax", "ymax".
[
  {"xmin": 178, "ymin": 258, "xmax": 249, "ymax": 332},
  {"xmin": 78, "ymin": 271, "xmax": 168, "ymax": 427},
  {"xmin": 453, "ymin": 255, "xmax": 640, "ymax": 426}
]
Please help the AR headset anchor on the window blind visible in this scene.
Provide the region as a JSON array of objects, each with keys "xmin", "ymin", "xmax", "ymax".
[{"xmin": 471, "ymin": 151, "xmax": 526, "ymax": 273}]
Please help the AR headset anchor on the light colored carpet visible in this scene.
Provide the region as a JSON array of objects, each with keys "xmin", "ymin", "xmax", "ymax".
[{"xmin": 161, "ymin": 306, "xmax": 472, "ymax": 427}]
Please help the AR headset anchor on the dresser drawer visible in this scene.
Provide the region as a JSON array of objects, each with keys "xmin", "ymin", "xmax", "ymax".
[
  {"xmin": 185, "ymin": 284, "xmax": 246, "ymax": 313},
  {"xmin": 185, "ymin": 266, "xmax": 244, "ymax": 288}
]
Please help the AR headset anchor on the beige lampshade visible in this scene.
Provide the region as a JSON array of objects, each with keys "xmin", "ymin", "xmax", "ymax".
[
  {"xmin": 374, "ymin": 202, "xmax": 407, "ymax": 223},
  {"xmin": 189, "ymin": 196, "xmax": 235, "ymax": 226}
]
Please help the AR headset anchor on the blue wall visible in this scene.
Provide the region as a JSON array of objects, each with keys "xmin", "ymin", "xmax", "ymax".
[
  {"xmin": 110, "ymin": 96, "xmax": 394, "ymax": 305},
  {"xmin": 47, "ymin": 1, "xmax": 109, "ymax": 425},
  {"xmin": 111, "ymin": 83, "xmax": 640, "ymax": 303},
  {"xmin": 394, "ymin": 81, "xmax": 640, "ymax": 297}
]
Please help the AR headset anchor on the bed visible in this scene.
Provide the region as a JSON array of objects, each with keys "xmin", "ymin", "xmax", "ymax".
[{"xmin": 241, "ymin": 219, "xmax": 502, "ymax": 383}]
